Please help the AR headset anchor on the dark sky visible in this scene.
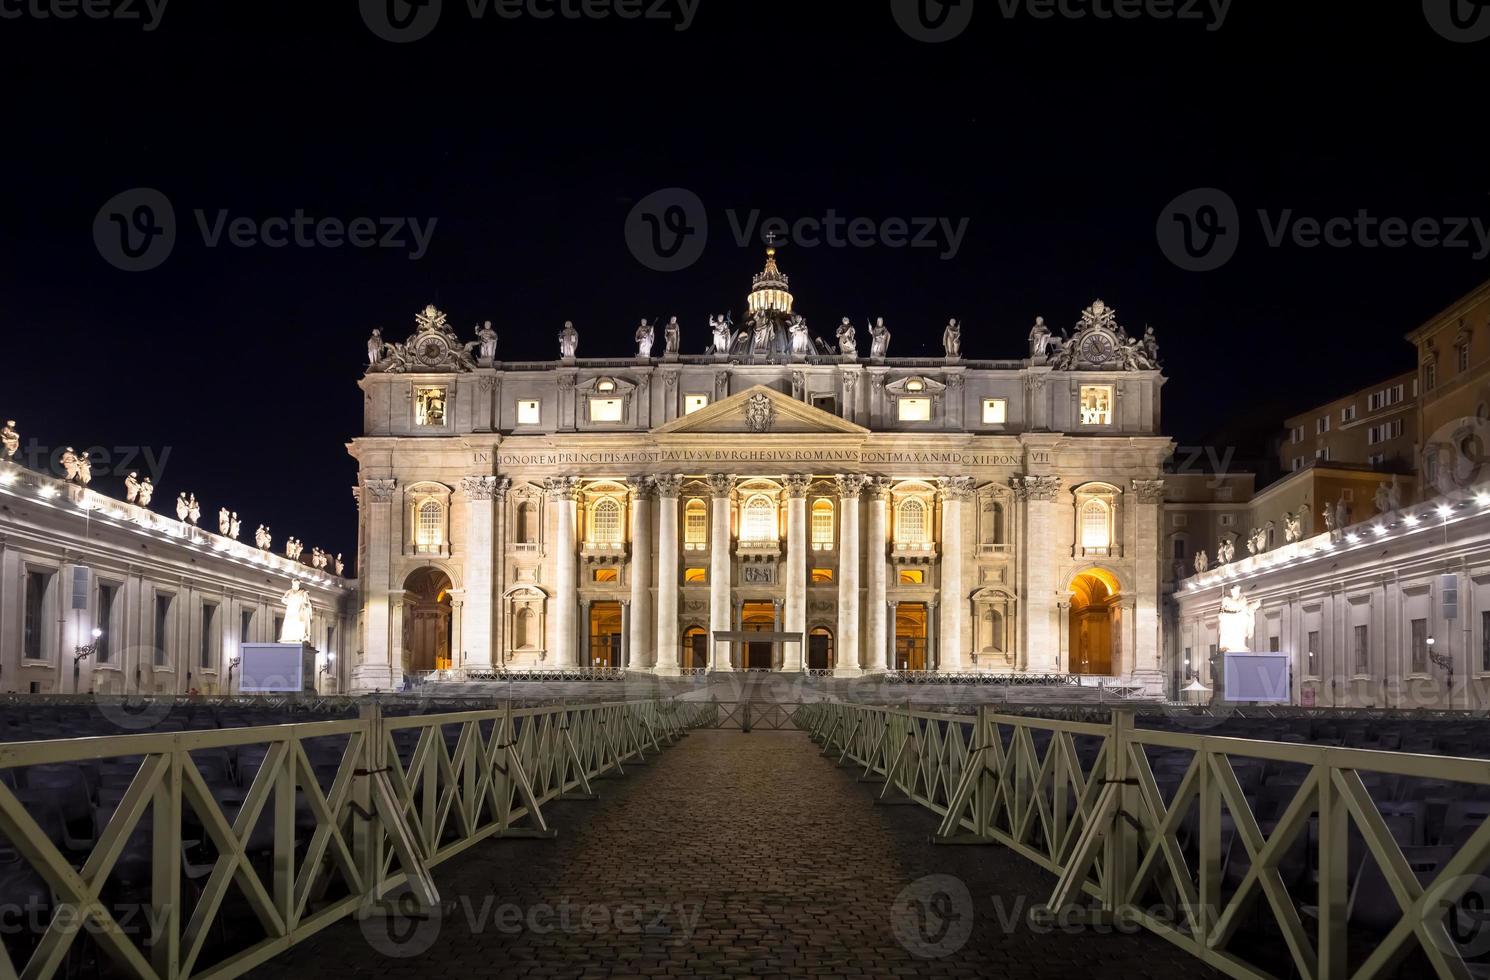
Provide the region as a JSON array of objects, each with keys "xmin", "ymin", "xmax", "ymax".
[{"xmin": 2, "ymin": 1, "xmax": 1487, "ymax": 570}]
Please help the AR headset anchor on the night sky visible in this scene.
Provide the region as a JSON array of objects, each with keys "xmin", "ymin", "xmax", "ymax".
[{"xmin": 2, "ymin": 1, "xmax": 1486, "ymax": 572}]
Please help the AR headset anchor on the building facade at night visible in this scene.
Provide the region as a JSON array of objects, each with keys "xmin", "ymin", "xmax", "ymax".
[{"xmin": 349, "ymin": 253, "xmax": 1173, "ymax": 692}]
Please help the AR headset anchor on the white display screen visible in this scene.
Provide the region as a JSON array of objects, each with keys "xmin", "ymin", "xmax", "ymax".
[
  {"xmin": 1223, "ymin": 652, "xmax": 1291, "ymax": 703},
  {"xmin": 240, "ymin": 643, "xmax": 306, "ymax": 693}
]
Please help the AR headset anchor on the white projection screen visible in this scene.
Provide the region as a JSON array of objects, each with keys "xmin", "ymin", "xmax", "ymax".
[
  {"xmin": 1223, "ymin": 652, "xmax": 1292, "ymax": 703},
  {"xmin": 240, "ymin": 643, "xmax": 308, "ymax": 693}
]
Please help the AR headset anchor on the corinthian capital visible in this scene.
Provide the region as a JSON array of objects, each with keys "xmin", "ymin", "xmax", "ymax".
[
  {"xmin": 1012, "ymin": 475, "xmax": 1061, "ymax": 501},
  {"xmin": 543, "ymin": 476, "xmax": 580, "ymax": 501},
  {"xmin": 653, "ymin": 474, "xmax": 684, "ymax": 499},
  {"xmin": 628, "ymin": 475, "xmax": 656, "ymax": 500},
  {"xmin": 784, "ymin": 473, "xmax": 812, "ymax": 498},
  {"xmin": 835, "ymin": 474, "xmax": 870, "ymax": 499},
  {"xmin": 868, "ymin": 477, "xmax": 893, "ymax": 500},
  {"xmin": 706, "ymin": 473, "xmax": 734, "ymax": 498},
  {"xmin": 363, "ymin": 479, "xmax": 397, "ymax": 503},
  {"xmin": 460, "ymin": 475, "xmax": 499, "ymax": 500},
  {"xmin": 1131, "ymin": 479, "xmax": 1167, "ymax": 504},
  {"xmin": 938, "ymin": 477, "xmax": 977, "ymax": 501}
]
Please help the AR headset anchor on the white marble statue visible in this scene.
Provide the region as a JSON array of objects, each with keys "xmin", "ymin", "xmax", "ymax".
[
  {"xmin": 335, "ymin": 553, "xmax": 345, "ymax": 576},
  {"xmin": 187, "ymin": 494, "xmax": 201, "ymax": 527},
  {"xmin": 219, "ymin": 507, "xmax": 232, "ymax": 535},
  {"xmin": 1218, "ymin": 585, "xmax": 1262, "ymax": 653},
  {"xmin": 1029, "ymin": 317, "xmax": 1056, "ymax": 359},
  {"xmin": 1283, "ymin": 511, "xmax": 1302, "ymax": 543},
  {"xmin": 137, "ymin": 478, "xmax": 154, "ymax": 507},
  {"xmin": 559, "ymin": 321, "xmax": 579, "ymax": 359},
  {"xmin": 124, "ymin": 471, "xmax": 141, "ymax": 504},
  {"xmin": 367, "ymin": 329, "xmax": 386, "ymax": 367},
  {"xmin": 229, "ymin": 512, "xmax": 241, "ymax": 540},
  {"xmin": 664, "ymin": 316, "xmax": 680, "ymax": 356},
  {"xmin": 1141, "ymin": 325, "xmax": 1160, "ymax": 365},
  {"xmin": 1246, "ymin": 529, "xmax": 1260, "ymax": 556},
  {"xmin": 943, "ymin": 318, "xmax": 962, "ymax": 359},
  {"xmin": 61, "ymin": 448, "xmax": 79, "ymax": 482},
  {"xmin": 1336, "ymin": 498, "xmax": 1349, "ymax": 533},
  {"xmin": 751, "ymin": 316, "xmax": 775, "ymax": 354},
  {"xmin": 286, "ymin": 537, "xmax": 303, "ymax": 561},
  {"xmin": 836, "ymin": 318, "xmax": 858, "ymax": 358},
  {"xmin": 634, "ymin": 319, "xmax": 654, "ymax": 358},
  {"xmin": 869, "ymin": 317, "xmax": 890, "ymax": 359},
  {"xmin": 788, "ymin": 315, "xmax": 812, "ymax": 357},
  {"xmin": 709, "ymin": 314, "xmax": 733, "ymax": 356},
  {"xmin": 0, "ymin": 421, "xmax": 17, "ymax": 461},
  {"xmin": 176, "ymin": 493, "xmax": 190, "ymax": 522},
  {"xmin": 311, "ymin": 547, "xmax": 327, "ymax": 570},
  {"xmin": 1374, "ymin": 482, "xmax": 1392, "ymax": 515},
  {"xmin": 278, "ymin": 581, "xmax": 313, "ymax": 645},
  {"xmin": 1193, "ymin": 549, "xmax": 1209, "ymax": 574},
  {"xmin": 73, "ymin": 452, "xmax": 91, "ymax": 486},
  {"xmin": 255, "ymin": 524, "xmax": 271, "ymax": 550},
  {"xmin": 475, "ymin": 321, "xmax": 498, "ymax": 361},
  {"xmin": 1218, "ymin": 536, "xmax": 1236, "ymax": 564}
]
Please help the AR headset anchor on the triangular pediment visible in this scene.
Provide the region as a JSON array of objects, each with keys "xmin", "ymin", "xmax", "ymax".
[{"xmin": 652, "ymin": 385, "xmax": 868, "ymax": 436}]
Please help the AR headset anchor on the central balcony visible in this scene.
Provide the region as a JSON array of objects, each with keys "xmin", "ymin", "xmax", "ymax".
[
  {"xmin": 736, "ymin": 537, "xmax": 781, "ymax": 562},
  {"xmin": 580, "ymin": 541, "xmax": 629, "ymax": 565},
  {"xmin": 891, "ymin": 540, "xmax": 938, "ymax": 565}
]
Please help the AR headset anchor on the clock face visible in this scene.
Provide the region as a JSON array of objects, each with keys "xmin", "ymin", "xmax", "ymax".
[{"xmin": 1080, "ymin": 333, "xmax": 1117, "ymax": 364}]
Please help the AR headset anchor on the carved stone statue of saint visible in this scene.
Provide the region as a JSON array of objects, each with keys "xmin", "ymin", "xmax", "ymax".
[
  {"xmin": 1193, "ymin": 549, "xmax": 1209, "ymax": 574},
  {"xmin": 1218, "ymin": 585, "xmax": 1261, "ymax": 653},
  {"xmin": 279, "ymin": 581, "xmax": 313, "ymax": 645},
  {"xmin": 219, "ymin": 507, "xmax": 232, "ymax": 535},
  {"xmin": 137, "ymin": 478, "xmax": 154, "ymax": 507},
  {"xmin": 1374, "ymin": 482, "xmax": 1392, "ymax": 515},
  {"xmin": 788, "ymin": 316, "xmax": 812, "ymax": 357},
  {"xmin": 176, "ymin": 493, "xmax": 190, "ymax": 522},
  {"xmin": 475, "ymin": 321, "xmax": 498, "ymax": 362},
  {"xmin": 1141, "ymin": 325, "xmax": 1159, "ymax": 365},
  {"xmin": 709, "ymin": 315, "xmax": 733, "ymax": 356},
  {"xmin": 367, "ymin": 329, "xmax": 386, "ymax": 367},
  {"xmin": 335, "ymin": 553, "xmax": 345, "ymax": 576},
  {"xmin": 1283, "ymin": 511, "xmax": 1302, "ymax": 543},
  {"xmin": 229, "ymin": 513, "xmax": 241, "ymax": 540},
  {"xmin": 187, "ymin": 494, "xmax": 201, "ymax": 527},
  {"xmin": 1029, "ymin": 317, "xmax": 1055, "ymax": 359},
  {"xmin": 635, "ymin": 319, "xmax": 655, "ymax": 358},
  {"xmin": 61, "ymin": 448, "xmax": 79, "ymax": 482},
  {"xmin": 74, "ymin": 452, "xmax": 92, "ymax": 486},
  {"xmin": 943, "ymin": 318, "xmax": 962, "ymax": 359},
  {"xmin": 664, "ymin": 316, "xmax": 681, "ymax": 356},
  {"xmin": 836, "ymin": 318, "xmax": 858, "ymax": 358},
  {"xmin": 1246, "ymin": 529, "xmax": 1260, "ymax": 556},
  {"xmin": 559, "ymin": 321, "xmax": 579, "ymax": 359},
  {"xmin": 124, "ymin": 471, "xmax": 141, "ymax": 504},
  {"xmin": 1217, "ymin": 536, "xmax": 1235, "ymax": 564},
  {"xmin": 751, "ymin": 316, "xmax": 775, "ymax": 354},
  {"xmin": 869, "ymin": 317, "xmax": 891, "ymax": 359},
  {"xmin": 255, "ymin": 524, "xmax": 271, "ymax": 550},
  {"xmin": 0, "ymin": 420, "xmax": 17, "ymax": 461}
]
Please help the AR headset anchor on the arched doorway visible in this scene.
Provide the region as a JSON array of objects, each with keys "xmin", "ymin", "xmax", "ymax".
[
  {"xmin": 682, "ymin": 626, "xmax": 708, "ymax": 671},
  {"xmin": 895, "ymin": 603, "xmax": 928, "ymax": 671},
  {"xmin": 741, "ymin": 601, "xmax": 775, "ymax": 669},
  {"xmin": 807, "ymin": 627, "xmax": 834, "ymax": 671},
  {"xmin": 588, "ymin": 601, "xmax": 623, "ymax": 668},
  {"xmin": 1068, "ymin": 569, "xmax": 1120, "ymax": 675},
  {"xmin": 403, "ymin": 567, "xmax": 453, "ymax": 673}
]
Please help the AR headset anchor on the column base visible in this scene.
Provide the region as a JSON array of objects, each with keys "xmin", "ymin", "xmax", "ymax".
[
  {"xmin": 833, "ymin": 666, "xmax": 864, "ymax": 678},
  {"xmin": 349, "ymin": 664, "xmax": 404, "ymax": 695},
  {"xmin": 652, "ymin": 664, "xmax": 682, "ymax": 677},
  {"xmin": 1125, "ymin": 669, "xmax": 1167, "ymax": 697}
]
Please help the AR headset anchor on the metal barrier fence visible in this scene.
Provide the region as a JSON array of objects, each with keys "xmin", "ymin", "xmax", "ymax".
[
  {"xmin": 801, "ymin": 701, "xmax": 1490, "ymax": 980},
  {"xmin": 0, "ymin": 697, "xmax": 713, "ymax": 979}
]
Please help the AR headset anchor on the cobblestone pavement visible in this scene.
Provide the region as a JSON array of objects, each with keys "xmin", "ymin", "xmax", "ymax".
[{"xmin": 261, "ymin": 730, "xmax": 1214, "ymax": 979}]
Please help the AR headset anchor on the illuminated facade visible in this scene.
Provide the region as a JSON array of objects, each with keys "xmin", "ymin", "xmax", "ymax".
[{"xmin": 348, "ymin": 253, "xmax": 1172, "ymax": 692}]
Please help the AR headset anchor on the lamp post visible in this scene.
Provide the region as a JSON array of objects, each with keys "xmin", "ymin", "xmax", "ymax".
[{"xmin": 73, "ymin": 627, "xmax": 103, "ymax": 694}]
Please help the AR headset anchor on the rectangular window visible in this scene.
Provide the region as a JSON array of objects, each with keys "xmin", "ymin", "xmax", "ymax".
[
  {"xmin": 516, "ymin": 399, "xmax": 541, "ymax": 425},
  {"xmin": 1291, "ymin": 426, "xmax": 1303, "ymax": 444},
  {"xmin": 154, "ymin": 594, "xmax": 173, "ymax": 667},
  {"xmin": 23, "ymin": 571, "xmax": 50, "ymax": 661},
  {"xmin": 1219, "ymin": 514, "xmax": 1236, "ymax": 527},
  {"xmin": 1368, "ymin": 452, "xmax": 1385, "ymax": 466},
  {"xmin": 811, "ymin": 394, "xmax": 839, "ymax": 416},
  {"xmin": 1341, "ymin": 405, "xmax": 1356, "ymax": 422},
  {"xmin": 241, "ymin": 609, "xmax": 254, "ymax": 644},
  {"xmin": 1172, "ymin": 514, "xmax": 1188, "ymax": 527},
  {"xmin": 1307, "ymin": 630, "xmax": 1320, "ymax": 673},
  {"xmin": 1269, "ymin": 635, "xmax": 1281, "ymax": 652},
  {"xmin": 1354, "ymin": 624, "xmax": 1369, "ymax": 675},
  {"xmin": 1316, "ymin": 416, "xmax": 1330, "ymax": 434},
  {"xmin": 899, "ymin": 569, "xmax": 925, "ymax": 585},
  {"xmin": 1183, "ymin": 647, "xmax": 1193, "ymax": 680},
  {"xmin": 981, "ymin": 399, "xmax": 1007, "ymax": 424},
  {"xmin": 1172, "ymin": 538, "xmax": 1186, "ymax": 560},
  {"xmin": 1368, "ymin": 392, "xmax": 1383, "ymax": 411},
  {"xmin": 1079, "ymin": 385, "xmax": 1114, "ymax": 426},
  {"xmin": 1482, "ymin": 611, "xmax": 1490, "ymax": 672},
  {"xmin": 1292, "ymin": 456, "xmax": 1304, "ymax": 471},
  {"xmin": 811, "ymin": 568, "xmax": 834, "ymax": 584},
  {"xmin": 683, "ymin": 568, "xmax": 707, "ymax": 584},
  {"xmin": 274, "ymin": 616, "xmax": 285, "ymax": 642},
  {"xmin": 414, "ymin": 386, "xmax": 447, "ymax": 426},
  {"xmin": 684, "ymin": 394, "xmax": 709, "ymax": 415},
  {"xmin": 684, "ymin": 501, "xmax": 708, "ymax": 550},
  {"xmin": 1426, "ymin": 363, "xmax": 1437, "ymax": 391},
  {"xmin": 811, "ymin": 501, "xmax": 834, "ymax": 549},
  {"xmin": 1460, "ymin": 346, "xmax": 1471, "ymax": 372},
  {"xmin": 200, "ymin": 603, "xmax": 217, "ymax": 669},
  {"xmin": 96, "ymin": 583, "xmax": 118, "ymax": 664},
  {"xmin": 897, "ymin": 397, "xmax": 932, "ymax": 422},
  {"xmin": 1315, "ymin": 447, "xmax": 1331, "ymax": 461},
  {"xmin": 592, "ymin": 568, "xmax": 619, "ymax": 583},
  {"xmin": 589, "ymin": 398, "xmax": 624, "ymax": 423},
  {"xmin": 1411, "ymin": 618, "xmax": 1428, "ymax": 674}
]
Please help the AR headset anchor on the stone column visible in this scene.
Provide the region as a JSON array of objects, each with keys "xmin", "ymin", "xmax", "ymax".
[
  {"xmin": 708, "ymin": 474, "xmax": 734, "ymax": 671},
  {"xmin": 937, "ymin": 477, "xmax": 974, "ymax": 672},
  {"xmin": 654, "ymin": 476, "xmax": 682, "ymax": 674},
  {"xmin": 887, "ymin": 599, "xmax": 899, "ymax": 670},
  {"xmin": 1129, "ymin": 479, "xmax": 1166, "ymax": 693},
  {"xmin": 547, "ymin": 477, "xmax": 580, "ymax": 668},
  {"xmin": 783, "ymin": 473, "xmax": 811, "ymax": 672},
  {"xmin": 579, "ymin": 598, "xmax": 592, "ymax": 667},
  {"xmin": 773, "ymin": 598, "xmax": 784, "ymax": 670},
  {"xmin": 835, "ymin": 475, "xmax": 868, "ymax": 676},
  {"xmin": 1017, "ymin": 475, "xmax": 1063, "ymax": 673},
  {"xmin": 865, "ymin": 478, "xmax": 891, "ymax": 672},
  {"xmin": 620, "ymin": 599, "xmax": 631, "ymax": 668},
  {"xmin": 459, "ymin": 476, "xmax": 498, "ymax": 670},
  {"xmin": 628, "ymin": 476, "xmax": 655, "ymax": 672},
  {"xmin": 352, "ymin": 479, "xmax": 402, "ymax": 692}
]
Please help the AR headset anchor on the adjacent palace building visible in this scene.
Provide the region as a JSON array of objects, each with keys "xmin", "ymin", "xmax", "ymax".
[{"xmin": 349, "ymin": 252, "xmax": 1172, "ymax": 692}]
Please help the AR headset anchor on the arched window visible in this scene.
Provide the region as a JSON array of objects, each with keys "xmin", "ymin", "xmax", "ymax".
[
  {"xmin": 517, "ymin": 501, "xmax": 537, "ymax": 544},
  {"xmin": 981, "ymin": 500, "xmax": 1004, "ymax": 546},
  {"xmin": 591, "ymin": 498, "xmax": 622, "ymax": 546},
  {"xmin": 897, "ymin": 498, "xmax": 927, "ymax": 545},
  {"xmin": 984, "ymin": 609, "xmax": 1005, "ymax": 652},
  {"xmin": 743, "ymin": 494, "xmax": 776, "ymax": 542},
  {"xmin": 811, "ymin": 499, "xmax": 834, "ymax": 549},
  {"xmin": 684, "ymin": 499, "xmax": 707, "ymax": 550},
  {"xmin": 514, "ymin": 607, "xmax": 534, "ymax": 649},
  {"xmin": 1081, "ymin": 499, "xmax": 1111, "ymax": 551},
  {"xmin": 415, "ymin": 501, "xmax": 444, "ymax": 553}
]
